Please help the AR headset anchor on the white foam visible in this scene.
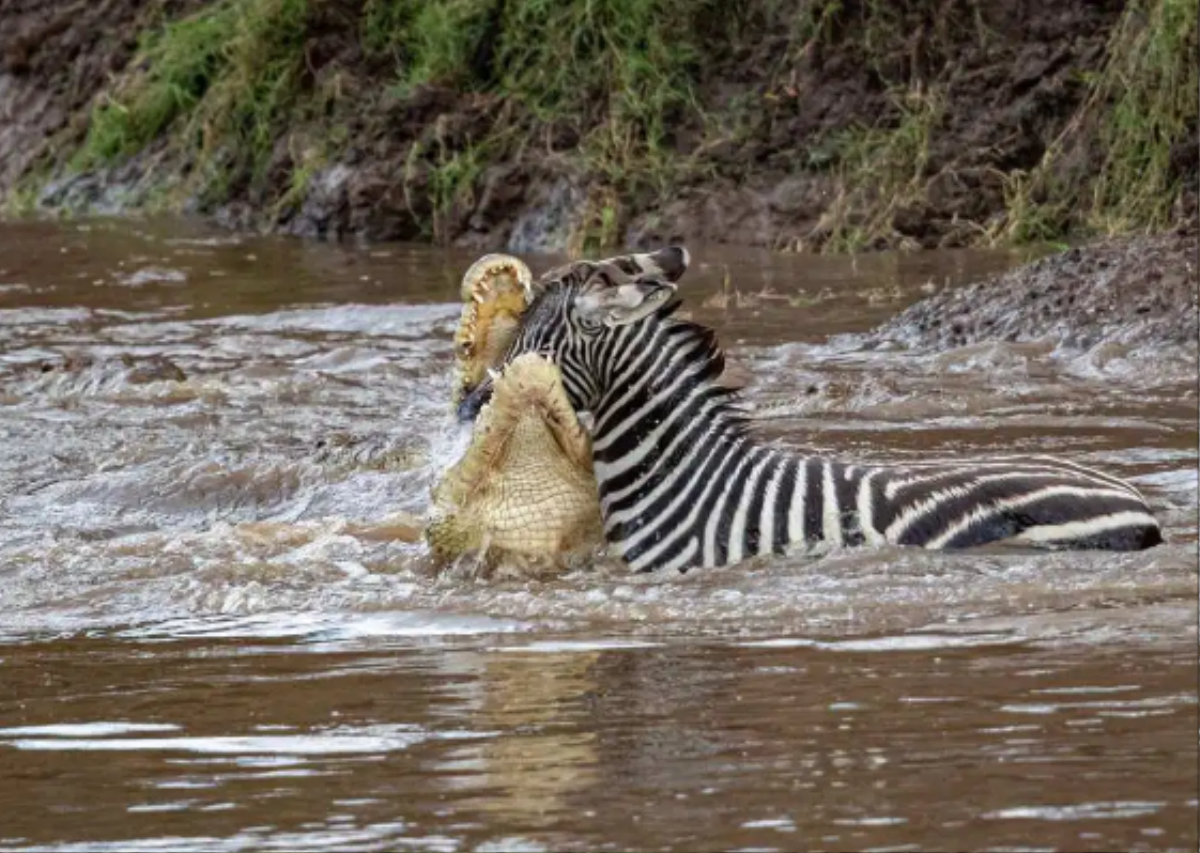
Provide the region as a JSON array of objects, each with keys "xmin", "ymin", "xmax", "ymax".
[
  {"xmin": 117, "ymin": 611, "xmax": 533, "ymax": 643},
  {"xmin": 983, "ymin": 801, "xmax": 1165, "ymax": 821},
  {"xmin": 738, "ymin": 633, "xmax": 1020, "ymax": 653},
  {"xmin": 1, "ymin": 724, "xmax": 492, "ymax": 755},
  {"xmin": 210, "ymin": 304, "xmax": 459, "ymax": 337},
  {"xmin": 0, "ymin": 722, "xmax": 181, "ymax": 737},
  {"xmin": 491, "ymin": 639, "xmax": 663, "ymax": 653}
]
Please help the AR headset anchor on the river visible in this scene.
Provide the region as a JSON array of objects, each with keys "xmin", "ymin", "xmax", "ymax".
[{"xmin": 0, "ymin": 219, "xmax": 1195, "ymax": 851}]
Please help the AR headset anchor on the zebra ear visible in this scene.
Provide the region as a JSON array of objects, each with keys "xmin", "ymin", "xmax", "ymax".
[
  {"xmin": 577, "ymin": 281, "xmax": 677, "ymax": 327},
  {"xmin": 641, "ymin": 246, "xmax": 690, "ymax": 282},
  {"xmin": 606, "ymin": 246, "xmax": 691, "ymax": 283}
]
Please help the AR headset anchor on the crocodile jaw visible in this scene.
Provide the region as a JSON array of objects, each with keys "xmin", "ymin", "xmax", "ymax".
[{"xmin": 454, "ymin": 255, "xmax": 533, "ymax": 407}]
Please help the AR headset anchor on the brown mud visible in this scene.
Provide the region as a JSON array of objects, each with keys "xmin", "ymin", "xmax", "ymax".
[
  {"xmin": 0, "ymin": 0, "xmax": 199, "ymax": 196},
  {"xmin": 867, "ymin": 224, "xmax": 1200, "ymax": 352},
  {"xmin": 0, "ymin": 0, "xmax": 1195, "ymax": 254}
]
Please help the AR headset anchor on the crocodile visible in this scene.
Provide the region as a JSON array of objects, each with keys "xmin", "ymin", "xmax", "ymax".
[
  {"xmin": 297, "ymin": 254, "xmax": 602, "ymax": 571},
  {"xmin": 423, "ymin": 254, "xmax": 603, "ymax": 570}
]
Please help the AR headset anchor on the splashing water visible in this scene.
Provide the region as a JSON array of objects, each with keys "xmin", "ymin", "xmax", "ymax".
[{"xmin": 0, "ymin": 220, "xmax": 1194, "ymax": 852}]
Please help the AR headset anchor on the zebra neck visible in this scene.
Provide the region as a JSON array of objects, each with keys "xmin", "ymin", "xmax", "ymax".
[
  {"xmin": 588, "ymin": 323, "xmax": 765, "ymax": 560},
  {"xmin": 590, "ymin": 318, "xmax": 745, "ymax": 477}
]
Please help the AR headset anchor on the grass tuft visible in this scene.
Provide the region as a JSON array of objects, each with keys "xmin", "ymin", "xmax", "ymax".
[
  {"xmin": 74, "ymin": 0, "xmax": 311, "ymax": 206},
  {"xmin": 499, "ymin": 0, "xmax": 707, "ymax": 189},
  {"xmin": 1085, "ymin": 0, "xmax": 1198, "ymax": 233},
  {"xmin": 813, "ymin": 85, "xmax": 944, "ymax": 253},
  {"xmin": 75, "ymin": 6, "xmax": 234, "ymax": 169},
  {"xmin": 369, "ymin": 0, "xmax": 717, "ymax": 246},
  {"xmin": 363, "ymin": 0, "xmax": 500, "ymax": 91},
  {"xmin": 993, "ymin": 0, "xmax": 1198, "ymax": 243}
]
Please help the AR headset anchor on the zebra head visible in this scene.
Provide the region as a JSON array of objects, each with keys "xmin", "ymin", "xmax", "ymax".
[{"xmin": 456, "ymin": 246, "xmax": 690, "ymax": 421}]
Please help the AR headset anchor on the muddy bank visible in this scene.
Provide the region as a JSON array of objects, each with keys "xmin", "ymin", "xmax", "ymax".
[
  {"xmin": 866, "ymin": 225, "xmax": 1199, "ymax": 353},
  {"xmin": 0, "ymin": 0, "xmax": 198, "ymax": 196},
  {"xmin": 1, "ymin": 0, "xmax": 1195, "ymax": 253}
]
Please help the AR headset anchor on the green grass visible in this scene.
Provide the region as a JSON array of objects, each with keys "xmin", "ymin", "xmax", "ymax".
[
  {"xmin": 994, "ymin": 0, "xmax": 1198, "ymax": 244},
  {"xmin": 816, "ymin": 85, "xmax": 944, "ymax": 253},
  {"xmin": 28, "ymin": 0, "xmax": 1198, "ymax": 250},
  {"xmin": 3, "ymin": 180, "xmax": 43, "ymax": 217},
  {"xmin": 426, "ymin": 140, "xmax": 490, "ymax": 243},
  {"xmin": 567, "ymin": 187, "xmax": 622, "ymax": 255},
  {"xmin": 74, "ymin": 0, "xmax": 311, "ymax": 205},
  {"xmin": 363, "ymin": 0, "xmax": 500, "ymax": 90},
  {"xmin": 269, "ymin": 136, "xmax": 326, "ymax": 222},
  {"xmin": 365, "ymin": 0, "xmax": 718, "ymax": 245},
  {"xmin": 1086, "ymin": 0, "xmax": 1197, "ymax": 233},
  {"xmin": 74, "ymin": 6, "xmax": 235, "ymax": 168},
  {"xmin": 363, "ymin": 0, "xmax": 710, "ymax": 133}
]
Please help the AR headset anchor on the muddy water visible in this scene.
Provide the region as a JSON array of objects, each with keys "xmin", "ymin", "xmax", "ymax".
[{"xmin": 0, "ymin": 219, "xmax": 1195, "ymax": 852}]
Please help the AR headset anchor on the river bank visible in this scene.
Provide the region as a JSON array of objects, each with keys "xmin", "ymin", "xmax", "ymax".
[
  {"xmin": 1, "ymin": 0, "xmax": 1196, "ymax": 254},
  {"xmin": 867, "ymin": 223, "xmax": 1198, "ymax": 356}
]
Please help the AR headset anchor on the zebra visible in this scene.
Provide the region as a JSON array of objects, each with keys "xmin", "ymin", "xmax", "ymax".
[{"xmin": 457, "ymin": 247, "xmax": 1164, "ymax": 573}]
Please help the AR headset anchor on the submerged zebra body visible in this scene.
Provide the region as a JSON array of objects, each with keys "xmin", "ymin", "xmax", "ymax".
[{"xmin": 459, "ymin": 247, "xmax": 1162, "ymax": 573}]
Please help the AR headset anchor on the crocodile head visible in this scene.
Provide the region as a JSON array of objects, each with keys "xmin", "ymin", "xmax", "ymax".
[
  {"xmin": 427, "ymin": 350, "xmax": 603, "ymax": 570},
  {"xmin": 452, "ymin": 254, "xmax": 534, "ymax": 408}
]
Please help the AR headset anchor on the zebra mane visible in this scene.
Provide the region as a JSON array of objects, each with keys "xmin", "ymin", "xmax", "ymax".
[{"xmin": 655, "ymin": 298, "xmax": 753, "ymax": 437}]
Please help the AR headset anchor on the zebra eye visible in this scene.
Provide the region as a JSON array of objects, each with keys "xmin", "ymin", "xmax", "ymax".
[{"xmin": 578, "ymin": 315, "xmax": 602, "ymax": 335}]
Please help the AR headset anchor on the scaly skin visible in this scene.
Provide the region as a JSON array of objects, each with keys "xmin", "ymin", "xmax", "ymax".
[
  {"xmin": 424, "ymin": 256, "xmax": 604, "ymax": 569},
  {"xmin": 426, "ymin": 352, "xmax": 602, "ymax": 566},
  {"xmin": 303, "ymin": 254, "xmax": 602, "ymax": 569}
]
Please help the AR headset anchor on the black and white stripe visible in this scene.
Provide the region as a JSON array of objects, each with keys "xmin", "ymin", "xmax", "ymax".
[{"xmin": 462, "ymin": 249, "xmax": 1163, "ymax": 573}]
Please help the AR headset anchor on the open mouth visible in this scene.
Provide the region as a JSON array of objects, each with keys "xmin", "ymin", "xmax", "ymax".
[{"xmin": 453, "ymin": 255, "xmax": 532, "ymax": 408}]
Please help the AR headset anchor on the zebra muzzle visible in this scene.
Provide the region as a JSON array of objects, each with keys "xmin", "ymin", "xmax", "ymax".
[{"xmin": 457, "ymin": 377, "xmax": 495, "ymax": 423}]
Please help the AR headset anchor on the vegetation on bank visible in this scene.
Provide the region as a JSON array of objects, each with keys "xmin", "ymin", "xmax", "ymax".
[
  {"xmin": 71, "ymin": 0, "xmax": 314, "ymax": 207},
  {"xmin": 12, "ymin": 0, "xmax": 1198, "ymax": 252},
  {"xmin": 990, "ymin": 0, "xmax": 1198, "ymax": 242},
  {"xmin": 806, "ymin": 0, "xmax": 1198, "ymax": 250}
]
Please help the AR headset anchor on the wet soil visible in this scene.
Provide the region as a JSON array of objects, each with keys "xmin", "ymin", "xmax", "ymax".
[
  {"xmin": 1, "ymin": 0, "xmax": 1196, "ymax": 252},
  {"xmin": 0, "ymin": 0, "xmax": 200, "ymax": 194},
  {"xmin": 867, "ymin": 225, "xmax": 1200, "ymax": 352}
]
